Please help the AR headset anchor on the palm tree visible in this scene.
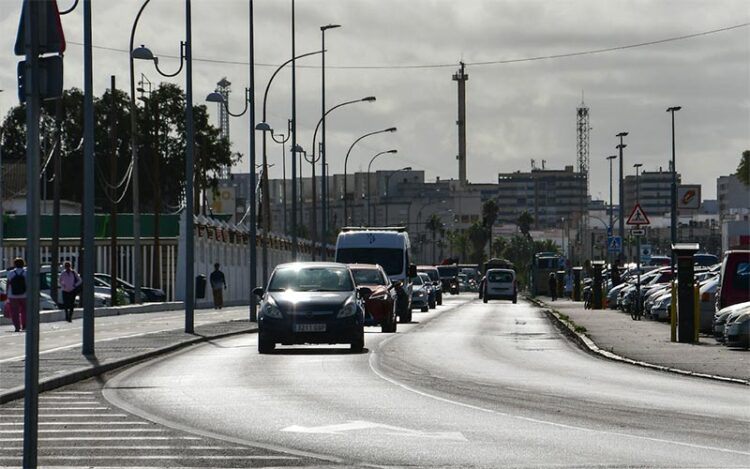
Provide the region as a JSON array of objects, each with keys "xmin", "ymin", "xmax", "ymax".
[
  {"xmin": 482, "ymin": 199, "xmax": 499, "ymax": 256},
  {"xmin": 425, "ymin": 214, "xmax": 442, "ymax": 264},
  {"xmin": 517, "ymin": 211, "xmax": 534, "ymax": 239}
]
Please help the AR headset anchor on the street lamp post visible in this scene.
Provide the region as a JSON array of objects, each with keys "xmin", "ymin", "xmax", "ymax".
[
  {"xmin": 634, "ymin": 162, "xmax": 643, "ymax": 318},
  {"xmin": 132, "ymin": 1, "xmax": 195, "ymax": 331},
  {"xmin": 367, "ymin": 149, "xmax": 398, "ymax": 226},
  {"xmin": 607, "ymin": 154, "xmax": 617, "ymax": 266},
  {"xmin": 343, "ymin": 127, "xmax": 397, "ymax": 224},
  {"xmin": 205, "ymin": 86, "xmax": 254, "ymax": 319},
  {"xmin": 310, "ymin": 96, "xmax": 376, "ymax": 256},
  {"xmin": 255, "ymin": 50, "xmax": 323, "ymax": 278},
  {"xmin": 128, "ymin": 0, "xmax": 153, "ymax": 306},
  {"xmin": 616, "ymin": 132, "xmax": 628, "ymax": 263},
  {"xmin": 384, "ymin": 166, "xmax": 411, "ymax": 225},
  {"xmin": 271, "ymin": 121, "xmax": 291, "ymax": 234},
  {"xmin": 320, "ymin": 23, "xmax": 341, "ymax": 256},
  {"xmin": 667, "ymin": 106, "xmax": 682, "ymax": 269}
]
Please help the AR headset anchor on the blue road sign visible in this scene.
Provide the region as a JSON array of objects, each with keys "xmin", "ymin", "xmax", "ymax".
[{"xmin": 607, "ymin": 236, "xmax": 622, "ymax": 253}]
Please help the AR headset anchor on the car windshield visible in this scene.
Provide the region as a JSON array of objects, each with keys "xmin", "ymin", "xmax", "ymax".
[
  {"xmin": 420, "ymin": 269, "xmax": 439, "ymax": 281},
  {"xmin": 351, "ymin": 268, "xmax": 388, "ymax": 286},
  {"xmin": 437, "ymin": 266, "xmax": 458, "ymax": 277},
  {"xmin": 268, "ymin": 266, "xmax": 354, "ymax": 292},
  {"xmin": 336, "ymin": 248, "xmax": 404, "ymax": 276},
  {"xmin": 488, "ymin": 271, "xmax": 514, "ymax": 282},
  {"xmin": 411, "ymin": 275, "xmax": 424, "ymax": 286},
  {"xmin": 418, "ymin": 274, "xmax": 431, "ymax": 284}
]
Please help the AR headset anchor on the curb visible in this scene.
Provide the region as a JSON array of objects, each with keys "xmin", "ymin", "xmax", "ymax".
[
  {"xmin": 0, "ymin": 322, "xmax": 258, "ymax": 404},
  {"xmin": 525, "ymin": 295, "xmax": 750, "ymax": 387}
]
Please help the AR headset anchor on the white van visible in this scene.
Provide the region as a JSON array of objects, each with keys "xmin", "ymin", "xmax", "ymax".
[{"xmin": 335, "ymin": 227, "xmax": 416, "ymax": 323}]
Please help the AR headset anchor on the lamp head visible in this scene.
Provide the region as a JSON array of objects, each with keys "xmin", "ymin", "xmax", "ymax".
[
  {"xmin": 385, "ymin": 127, "xmax": 397, "ymax": 132},
  {"xmin": 616, "ymin": 131, "xmax": 629, "ymax": 138},
  {"xmin": 205, "ymin": 92, "xmax": 225, "ymax": 104},
  {"xmin": 402, "ymin": 166, "xmax": 412, "ymax": 171},
  {"xmin": 607, "ymin": 155, "xmax": 617, "ymax": 160},
  {"xmin": 667, "ymin": 106, "xmax": 682, "ymax": 112},
  {"xmin": 362, "ymin": 96, "xmax": 376, "ymax": 102},
  {"xmin": 633, "ymin": 163, "xmax": 643, "ymax": 168},
  {"xmin": 292, "ymin": 144, "xmax": 305, "ymax": 153},
  {"xmin": 255, "ymin": 122, "xmax": 273, "ymax": 132},
  {"xmin": 387, "ymin": 149, "xmax": 398, "ymax": 154},
  {"xmin": 321, "ymin": 24, "xmax": 341, "ymax": 31},
  {"xmin": 132, "ymin": 45, "xmax": 155, "ymax": 61}
]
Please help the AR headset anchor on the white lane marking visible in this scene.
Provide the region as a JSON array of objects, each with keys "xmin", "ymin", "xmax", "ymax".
[
  {"xmin": 0, "ymin": 429, "xmax": 163, "ymax": 434},
  {"xmin": 1, "ymin": 413, "xmax": 128, "ymax": 418},
  {"xmin": 0, "ymin": 436, "xmax": 202, "ymax": 442},
  {"xmin": 53, "ymin": 391, "xmax": 93, "ymax": 394},
  {"xmin": 0, "ymin": 455, "xmax": 300, "ymax": 460},
  {"xmin": 3, "ymin": 407, "xmax": 109, "ymax": 411},
  {"xmin": 0, "ymin": 422, "xmax": 149, "ymax": 426},
  {"xmin": 369, "ymin": 337, "xmax": 750, "ymax": 457},
  {"xmin": 18, "ymin": 445, "xmax": 248, "ymax": 450},
  {"xmin": 282, "ymin": 420, "xmax": 466, "ymax": 441}
]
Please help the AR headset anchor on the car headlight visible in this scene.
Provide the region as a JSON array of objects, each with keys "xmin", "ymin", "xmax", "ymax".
[
  {"xmin": 261, "ymin": 298, "xmax": 283, "ymax": 319},
  {"xmin": 369, "ymin": 292, "xmax": 388, "ymax": 301},
  {"xmin": 337, "ymin": 299, "xmax": 357, "ymax": 318},
  {"xmin": 416, "ymin": 290, "xmax": 425, "ymax": 297}
]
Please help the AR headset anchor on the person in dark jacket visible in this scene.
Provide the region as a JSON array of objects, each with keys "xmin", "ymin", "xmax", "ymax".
[
  {"xmin": 209, "ymin": 263, "xmax": 227, "ymax": 309},
  {"xmin": 548, "ymin": 272, "xmax": 557, "ymax": 301}
]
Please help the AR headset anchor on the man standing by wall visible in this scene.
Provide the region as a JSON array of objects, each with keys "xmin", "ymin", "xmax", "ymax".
[
  {"xmin": 59, "ymin": 261, "xmax": 82, "ymax": 322},
  {"xmin": 209, "ymin": 263, "xmax": 227, "ymax": 309}
]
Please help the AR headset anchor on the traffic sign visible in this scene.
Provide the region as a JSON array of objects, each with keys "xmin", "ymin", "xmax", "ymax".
[
  {"xmin": 14, "ymin": 0, "xmax": 66, "ymax": 56},
  {"xmin": 607, "ymin": 236, "xmax": 622, "ymax": 253},
  {"xmin": 626, "ymin": 203, "xmax": 650, "ymax": 225},
  {"xmin": 640, "ymin": 244, "xmax": 652, "ymax": 263},
  {"xmin": 631, "ymin": 229, "xmax": 645, "ymax": 236}
]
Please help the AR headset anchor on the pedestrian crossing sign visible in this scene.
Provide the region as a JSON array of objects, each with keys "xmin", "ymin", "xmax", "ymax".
[
  {"xmin": 626, "ymin": 203, "xmax": 650, "ymax": 225},
  {"xmin": 607, "ymin": 236, "xmax": 622, "ymax": 253}
]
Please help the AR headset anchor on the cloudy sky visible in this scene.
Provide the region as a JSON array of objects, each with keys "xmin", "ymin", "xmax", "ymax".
[{"xmin": 1, "ymin": 0, "xmax": 748, "ymax": 202}]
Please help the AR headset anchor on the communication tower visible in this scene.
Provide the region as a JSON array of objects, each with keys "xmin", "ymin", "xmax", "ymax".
[{"xmin": 216, "ymin": 77, "xmax": 231, "ymax": 178}]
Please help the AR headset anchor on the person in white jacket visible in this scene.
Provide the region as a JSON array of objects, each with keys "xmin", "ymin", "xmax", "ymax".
[{"xmin": 6, "ymin": 258, "xmax": 27, "ymax": 332}]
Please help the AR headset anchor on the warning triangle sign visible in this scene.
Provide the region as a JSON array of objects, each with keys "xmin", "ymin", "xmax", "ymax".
[{"xmin": 626, "ymin": 203, "xmax": 650, "ymax": 225}]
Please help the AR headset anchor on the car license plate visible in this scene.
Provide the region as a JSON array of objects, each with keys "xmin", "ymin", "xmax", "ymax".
[{"xmin": 294, "ymin": 323, "xmax": 326, "ymax": 333}]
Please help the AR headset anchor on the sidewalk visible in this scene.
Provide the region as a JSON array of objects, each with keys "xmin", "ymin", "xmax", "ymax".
[
  {"xmin": 531, "ymin": 297, "xmax": 749, "ymax": 385},
  {"xmin": 0, "ymin": 317, "xmax": 257, "ymax": 404}
]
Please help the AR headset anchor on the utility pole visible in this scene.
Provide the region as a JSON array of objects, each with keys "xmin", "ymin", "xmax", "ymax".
[
  {"xmin": 50, "ymin": 98, "xmax": 63, "ymax": 304},
  {"xmin": 109, "ymin": 76, "xmax": 119, "ymax": 304},
  {"xmin": 453, "ymin": 62, "xmax": 468, "ymax": 185}
]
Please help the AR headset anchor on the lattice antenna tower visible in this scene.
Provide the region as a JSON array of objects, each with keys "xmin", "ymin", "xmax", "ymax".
[
  {"xmin": 216, "ymin": 77, "xmax": 232, "ymax": 178},
  {"xmin": 576, "ymin": 96, "xmax": 591, "ymax": 260}
]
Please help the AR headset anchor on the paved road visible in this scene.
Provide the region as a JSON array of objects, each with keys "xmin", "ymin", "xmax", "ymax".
[{"xmin": 100, "ymin": 296, "xmax": 750, "ymax": 468}]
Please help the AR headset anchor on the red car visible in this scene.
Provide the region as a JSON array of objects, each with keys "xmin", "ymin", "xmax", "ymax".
[{"xmin": 348, "ymin": 264, "xmax": 398, "ymax": 333}]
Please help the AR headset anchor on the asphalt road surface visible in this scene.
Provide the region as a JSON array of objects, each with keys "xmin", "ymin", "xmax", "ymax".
[{"xmin": 96, "ymin": 294, "xmax": 749, "ymax": 468}]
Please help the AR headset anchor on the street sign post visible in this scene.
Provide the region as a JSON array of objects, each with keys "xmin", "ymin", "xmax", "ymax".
[
  {"xmin": 626, "ymin": 203, "xmax": 650, "ymax": 226},
  {"xmin": 607, "ymin": 235, "xmax": 622, "ymax": 253}
]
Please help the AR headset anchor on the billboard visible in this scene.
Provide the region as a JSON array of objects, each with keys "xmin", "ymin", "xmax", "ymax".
[{"xmin": 677, "ymin": 185, "xmax": 701, "ymax": 210}]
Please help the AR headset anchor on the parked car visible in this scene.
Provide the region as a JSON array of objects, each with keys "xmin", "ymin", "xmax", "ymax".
[
  {"xmin": 716, "ymin": 250, "xmax": 750, "ymax": 312},
  {"xmin": 649, "ymin": 291, "xmax": 672, "ymax": 321},
  {"xmin": 0, "ymin": 278, "xmax": 58, "ymax": 314},
  {"xmin": 410, "ymin": 274, "xmax": 430, "ymax": 312},
  {"xmin": 253, "ymin": 262, "xmax": 366, "ymax": 353},
  {"xmin": 694, "ymin": 253, "xmax": 720, "ymax": 267},
  {"xmin": 482, "ymin": 268, "xmax": 517, "ymax": 303},
  {"xmin": 647, "ymin": 255, "xmax": 671, "ymax": 267},
  {"xmin": 417, "ymin": 266, "xmax": 443, "ymax": 305},
  {"xmin": 725, "ymin": 311, "xmax": 750, "ymax": 349},
  {"xmin": 94, "ymin": 273, "xmax": 167, "ymax": 303},
  {"xmin": 418, "ymin": 272, "xmax": 437, "ymax": 309},
  {"xmin": 698, "ymin": 274, "xmax": 720, "ymax": 332},
  {"xmin": 1, "ymin": 267, "xmax": 112, "ymax": 308},
  {"xmin": 712, "ymin": 301, "xmax": 750, "ymax": 342},
  {"xmin": 348, "ymin": 264, "xmax": 397, "ymax": 333}
]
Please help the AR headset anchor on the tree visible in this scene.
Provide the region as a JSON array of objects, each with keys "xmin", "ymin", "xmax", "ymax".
[
  {"xmin": 482, "ymin": 198, "xmax": 499, "ymax": 257},
  {"xmin": 491, "ymin": 235, "xmax": 509, "ymax": 258},
  {"xmin": 448, "ymin": 229, "xmax": 468, "ymax": 262},
  {"xmin": 425, "ymin": 214, "xmax": 442, "ymax": 264},
  {"xmin": 467, "ymin": 220, "xmax": 487, "ymax": 264},
  {"xmin": 737, "ymin": 150, "xmax": 750, "ymax": 186},
  {"xmin": 0, "ymin": 83, "xmax": 237, "ymax": 213},
  {"xmin": 517, "ymin": 211, "xmax": 533, "ymax": 239}
]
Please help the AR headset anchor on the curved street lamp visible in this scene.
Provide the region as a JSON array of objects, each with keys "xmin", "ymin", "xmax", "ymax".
[
  {"xmin": 133, "ymin": 0, "xmax": 196, "ymax": 331},
  {"xmin": 308, "ymin": 96, "xmax": 375, "ymax": 257},
  {"xmin": 255, "ymin": 49, "xmax": 323, "ymax": 280},
  {"xmin": 366, "ymin": 149, "xmax": 398, "ymax": 226},
  {"xmin": 343, "ymin": 127, "xmax": 397, "ymax": 224}
]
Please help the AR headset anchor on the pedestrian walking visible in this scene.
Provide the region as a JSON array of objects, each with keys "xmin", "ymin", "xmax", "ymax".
[
  {"xmin": 59, "ymin": 261, "xmax": 82, "ymax": 322},
  {"xmin": 548, "ymin": 272, "xmax": 557, "ymax": 301},
  {"xmin": 209, "ymin": 263, "xmax": 227, "ymax": 309},
  {"xmin": 6, "ymin": 258, "xmax": 28, "ymax": 332}
]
